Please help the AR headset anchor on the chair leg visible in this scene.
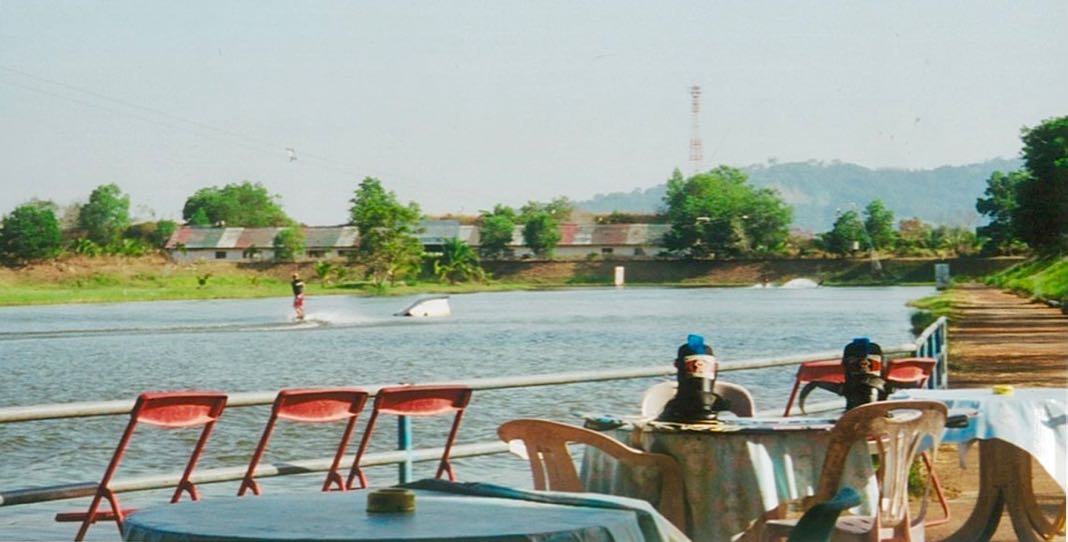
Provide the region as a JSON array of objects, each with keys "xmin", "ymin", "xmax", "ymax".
[
  {"xmin": 783, "ymin": 378, "xmax": 803, "ymax": 416},
  {"xmin": 921, "ymin": 451, "xmax": 951, "ymax": 527},
  {"xmin": 323, "ymin": 470, "xmax": 346, "ymax": 492},
  {"xmin": 73, "ymin": 492, "xmax": 103, "ymax": 542},
  {"xmin": 346, "ymin": 411, "xmax": 379, "ymax": 490},
  {"xmin": 324, "ymin": 416, "xmax": 359, "ymax": 492},
  {"xmin": 436, "ymin": 411, "xmax": 466, "ymax": 480},
  {"xmin": 74, "ymin": 488, "xmax": 123, "ymax": 542},
  {"xmin": 239, "ymin": 416, "xmax": 277, "ymax": 496},
  {"xmin": 171, "ymin": 419, "xmax": 217, "ymax": 503}
]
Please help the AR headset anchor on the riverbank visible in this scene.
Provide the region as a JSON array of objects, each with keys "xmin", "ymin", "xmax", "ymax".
[
  {"xmin": 982, "ymin": 255, "xmax": 1068, "ymax": 303},
  {"xmin": 0, "ymin": 255, "xmax": 1023, "ymax": 306},
  {"xmin": 925, "ymin": 284, "xmax": 1067, "ymax": 542}
]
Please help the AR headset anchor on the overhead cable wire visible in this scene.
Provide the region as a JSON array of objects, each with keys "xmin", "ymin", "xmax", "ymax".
[{"xmin": 0, "ymin": 66, "xmax": 494, "ymax": 207}]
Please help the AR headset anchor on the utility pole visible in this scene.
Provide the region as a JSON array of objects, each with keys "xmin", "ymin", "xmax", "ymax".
[{"xmin": 689, "ymin": 85, "xmax": 703, "ymax": 175}]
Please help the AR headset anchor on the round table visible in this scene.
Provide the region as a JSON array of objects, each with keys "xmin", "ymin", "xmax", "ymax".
[
  {"xmin": 893, "ymin": 388, "xmax": 1067, "ymax": 542},
  {"xmin": 122, "ymin": 489, "xmax": 660, "ymax": 542},
  {"xmin": 583, "ymin": 417, "xmax": 877, "ymax": 541}
]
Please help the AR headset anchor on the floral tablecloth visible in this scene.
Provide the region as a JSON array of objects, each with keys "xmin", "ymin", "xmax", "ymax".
[{"xmin": 581, "ymin": 418, "xmax": 875, "ymax": 542}]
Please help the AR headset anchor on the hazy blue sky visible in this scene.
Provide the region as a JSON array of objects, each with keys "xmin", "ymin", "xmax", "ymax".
[{"xmin": 2, "ymin": 1, "xmax": 1065, "ymax": 224}]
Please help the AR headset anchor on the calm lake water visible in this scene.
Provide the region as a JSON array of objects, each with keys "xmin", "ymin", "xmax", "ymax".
[{"xmin": 0, "ymin": 286, "xmax": 931, "ymax": 540}]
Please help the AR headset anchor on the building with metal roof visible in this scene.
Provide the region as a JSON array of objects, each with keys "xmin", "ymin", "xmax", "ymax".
[
  {"xmin": 165, "ymin": 226, "xmax": 359, "ymax": 263},
  {"xmin": 164, "ymin": 222, "xmax": 669, "ymax": 262},
  {"xmin": 510, "ymin": 223, "xmax": 671, "ymax": 259}
]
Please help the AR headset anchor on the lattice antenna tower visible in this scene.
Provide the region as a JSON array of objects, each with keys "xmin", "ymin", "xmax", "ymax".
[{"xmin": 689, "ymin": 85, "xmax": 703, "ymax": 175}]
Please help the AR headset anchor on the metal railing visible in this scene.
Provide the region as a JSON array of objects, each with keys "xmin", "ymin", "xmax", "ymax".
[
  {"xmin": 915, "ymin": 316, "xmax": 949, "ymax": 389},
  {"xmin": 0, "ymin": 322, "xmax": 947, "ymax": 508}
]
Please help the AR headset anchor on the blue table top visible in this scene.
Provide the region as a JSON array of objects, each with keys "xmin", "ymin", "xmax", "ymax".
[{"xmin": 122, "ymin": 483, "xmax": 686, "ymax": 542}]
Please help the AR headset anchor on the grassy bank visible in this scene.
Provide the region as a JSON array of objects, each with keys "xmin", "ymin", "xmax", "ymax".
[
  {"xmin": 0, "ymin": 256, "xmax": 581, "ymax": 306},
  {"xmin": 906, "ymin": 290, "xmax": 955, "ymax": 335},
  {"xmin": 982, "ymin": 255, "xmax": 1068, "ymax": 301},
  {"xmin": 0, "ymin": 255, "xmax": 1025, "ymax": 306},
  {"xmin": 0, "ymin": 261, "xmax": 291, "ymax": 305}
]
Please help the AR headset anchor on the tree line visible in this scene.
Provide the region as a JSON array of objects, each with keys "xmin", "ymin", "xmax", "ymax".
[
  {"xmin": 3, "ymin": 115, "xmax": 1064, "ymax": 285},
  {"xmin": 975, "ymin": 116, "xmax": 1068, "ymax": 255}
]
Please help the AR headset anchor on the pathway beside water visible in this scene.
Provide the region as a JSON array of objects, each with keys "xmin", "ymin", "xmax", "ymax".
[
  {"xmin": 946, "ymin": 284, "xmax": 1068, "ymax": 389},
  {"xmin": 927, "ymin": 284, "xmax": 1067, "ymax": 542}
]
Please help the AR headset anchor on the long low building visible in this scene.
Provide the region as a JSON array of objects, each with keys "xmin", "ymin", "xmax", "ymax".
[{"xmin": 164, "ymin": 221, "xmax": 670, "ymax": 263}]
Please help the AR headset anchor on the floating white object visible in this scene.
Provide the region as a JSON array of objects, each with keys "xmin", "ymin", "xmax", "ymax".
[
  {"xmin": 395, "ymin": 296, "xmax": 451, "ymax": 317},
  {"xmin": 781, "ymin": 278, "xmax": 820, "ymax": 289}
]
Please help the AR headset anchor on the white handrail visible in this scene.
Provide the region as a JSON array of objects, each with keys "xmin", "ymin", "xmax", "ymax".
[{"xmin": 0, "ymin": 329, "xmax": 946, "ymax": 507}]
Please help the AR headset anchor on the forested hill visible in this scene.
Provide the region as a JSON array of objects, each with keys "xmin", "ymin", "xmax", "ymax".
[{"xmin": 578, "ymin": 158, "xmax": 1023, "ymax": 231}]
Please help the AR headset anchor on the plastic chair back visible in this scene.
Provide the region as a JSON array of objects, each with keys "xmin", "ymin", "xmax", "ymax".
[
  {"xmin": 55, "ymin": 391, "xmax": 227, "ymax": 541},
  {"xmin": 497, "ymin": 418, "xmax": 686, "ymax": 531},
  {"xmin": 817, "ymin": 401, "xmax": 946, "ymax": 541},
  {"xmin": 238, "ymin": 388, "xmax": 368, "ymax": 496},
  {"xmin": 346, "ymin": 385, "xmax": 472, "ymax": 489},
  {"xmin": 882, "ymin": 357, "xmax": 936, "ymax": 389},
  {"xmin": 640, "ymin": 380, "xmax": 756, "ymax": 418}
]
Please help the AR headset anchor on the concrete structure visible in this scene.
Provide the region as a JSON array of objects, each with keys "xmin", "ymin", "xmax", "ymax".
[{"xmin": 164, "ymin": 222, "xmax": 669, "ymax": 262}]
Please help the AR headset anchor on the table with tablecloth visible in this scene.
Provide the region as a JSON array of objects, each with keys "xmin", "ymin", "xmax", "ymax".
[
  {"xmin": 892, "ymin": 387, "xmax": 1067, "ymax": 542},
  {"xmin": 582, "ymin": 417, "xmax": 876, "ymax": 542},
  {"xmin": 122, "ymin": 479, "xmax": 689, "ymax": 542}
]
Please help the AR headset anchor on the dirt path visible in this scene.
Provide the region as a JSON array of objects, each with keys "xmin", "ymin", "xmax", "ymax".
[
  {"xmin": 946, "ymin": 284, "xmax": 1068, "ymax": 389},
  {"xmin": 926, "ymin": 284, "xmax": 1067, "ymax": 541}
]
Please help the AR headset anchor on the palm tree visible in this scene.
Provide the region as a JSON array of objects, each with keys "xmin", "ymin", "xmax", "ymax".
[{"xmin": 434, "ymin": 238, "xmax": 486, "ymax": 284}]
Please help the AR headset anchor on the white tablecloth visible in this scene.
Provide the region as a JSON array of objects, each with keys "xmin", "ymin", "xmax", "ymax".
[
  {"xmin": 582, "ymin": 418, "xmax": 875, "ymax": 542},
  {"xmin": 892, "ymin": 388, "xmax": 1067, "ymax": 491}
]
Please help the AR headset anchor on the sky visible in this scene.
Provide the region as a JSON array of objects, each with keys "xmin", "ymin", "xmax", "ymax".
[{"xmin": 1, "ymin": 1, "xmax": 1066, "ymax": 225}]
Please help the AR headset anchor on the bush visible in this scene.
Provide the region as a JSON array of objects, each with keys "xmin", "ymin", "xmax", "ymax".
[
  {"xmin": 0, "ymin": 203, "xmax": 62, "ymax": 264},
  {"xmin": 272, "ymin": 227, "xmax": 305, "ymax": 262}
]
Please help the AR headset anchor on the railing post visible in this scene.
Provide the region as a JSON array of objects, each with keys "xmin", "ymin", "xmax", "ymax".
[
  {"xmin": 397, "ymin": 415, "xmax": 413, "ymax": 484},
  {"xmin": 938, "ymin": 318, "xmax": 949, "ymax": 388},
  {"xmin": 913, "ymin": 316, "xmax": 949, "ymax": 390},
  {"xmin": 932, "ymin": 327, "xmax": 940, "ymax": 388}
]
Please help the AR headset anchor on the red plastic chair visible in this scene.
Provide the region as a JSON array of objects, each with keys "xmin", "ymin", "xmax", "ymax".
[
  {"xmin": 882, "ymin": 357, "xmax": 936, "ymax": 389},
  {"xmin": 345, "ymin": 385, "xmax": 472, "ymax": 489},
  {"xmin": 55, "ymin": 391, "xmax": 228, "ymax": 541},
  {"xmin": 238, "ymin": 388, "xmax": 369, "ymax": 496},
  {"xmin": 782, "ymin": 358, "xmax": 883, "ymax": 416}
]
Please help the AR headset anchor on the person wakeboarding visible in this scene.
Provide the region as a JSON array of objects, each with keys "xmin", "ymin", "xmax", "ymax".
[{"xmin": 291, "ymin": 272, "xmax": 305, "ymax": 321}]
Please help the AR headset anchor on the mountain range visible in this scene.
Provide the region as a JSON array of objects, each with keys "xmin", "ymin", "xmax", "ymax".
[{"xmin": 577, "ymin": 158, "xmax": 1023, "ymax": 232}]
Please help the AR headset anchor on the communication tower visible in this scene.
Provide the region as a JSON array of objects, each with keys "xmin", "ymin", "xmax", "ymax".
[{"xmin": 689, "ymin": 85, "xmax": 703, "ymax": 175}]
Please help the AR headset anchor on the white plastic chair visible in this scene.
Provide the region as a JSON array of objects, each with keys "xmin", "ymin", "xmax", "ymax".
[
  {"xmin": 640, "ymin": 380, "xmax": 756, "ymax": 418},
  {"xmin": 761, "ymin": 400, "xmax": 948, "ymax": 542}
]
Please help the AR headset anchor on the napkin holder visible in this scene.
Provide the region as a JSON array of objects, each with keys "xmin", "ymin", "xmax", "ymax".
[{"xmin": 367, "ymin": 488, "xmax": 415, "ymax": 513}]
